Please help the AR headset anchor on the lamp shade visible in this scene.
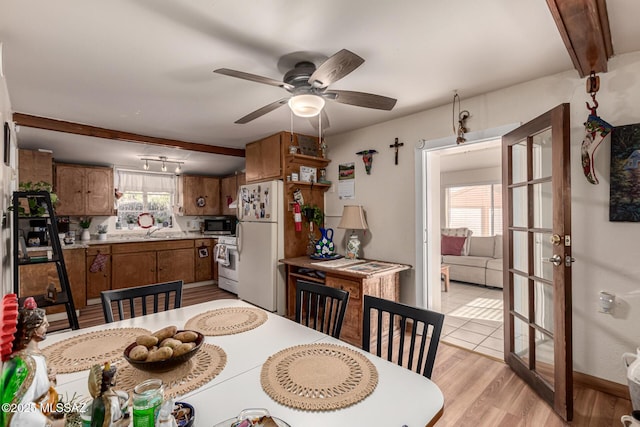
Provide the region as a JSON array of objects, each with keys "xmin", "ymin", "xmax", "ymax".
[
  {"xmin": 288, "ymin": 94, "xmax": 325, "ymax": 117},
  {"xmin": 337, "ymin": 205, "xmax": 368, "ymax": 230}
]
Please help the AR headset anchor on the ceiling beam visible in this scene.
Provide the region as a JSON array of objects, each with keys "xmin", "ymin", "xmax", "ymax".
[
  {"xmin": 546, "ymin": 0, "xmax": 613, "ymax": 78},
  {"xmin": 12, "ymin": 113, "xmax": 246, "ymax": 158}
]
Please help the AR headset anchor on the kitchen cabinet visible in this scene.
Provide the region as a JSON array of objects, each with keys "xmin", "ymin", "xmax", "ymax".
[
  {"xmin": 194, "ymin": 238, "xmax": 215, "ymax": 282},
  {"xmin": 55, "ymin": 163, "xmax": 114, "ymax": 216},
  {"xmin": 86, "ymin": 245, "xmax": 111, "ymax": 298},
  {"xmin": 281, "ymin": 256, "xmax": 408, "ymax": 346},
  {"xmin": 18, "ymin": 149, "xmax": 53, "ymax": 185},
  {"xmin": 182, "ymin": 175, "xmax": 221, "ymax": 216},
  {"xmin": 110, "ymin": 239, "xmax": 196, "ymax": 289},
  {"xmin": 220, "ymin": 173, "xmax": 245, "ymax": 215},
  {"xmin": 19, "ymin": 247, "xmax": 87, "ymax": 313},
  {"xmin": 157, "ymin": 247, "xmax": 195, "ymax": 283},
  {"xmin": 245, "ymin": 132, "xmax": 284, "ymax": 183}
]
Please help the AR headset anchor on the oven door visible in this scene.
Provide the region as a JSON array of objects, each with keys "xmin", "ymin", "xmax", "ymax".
[{"xmin": 216, "ymin": 244, "xmax": 239, "ymax": 282}]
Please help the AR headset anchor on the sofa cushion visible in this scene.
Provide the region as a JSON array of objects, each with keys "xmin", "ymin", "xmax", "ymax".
[
  {"xmin": 442, "ymin": 255, "xmax": 491, "ymax": 268},
  {"xmin": 494, "ymin": 235, "xmax": 503, "ymax": 259},
  {"xmin": 486, "ymin": 258, "xmax": 503, "ymax": 271},
  {"xmin": 441, "ymin": 234, "xmax": 467, "ymax": 256},
  {"xmin": 468, "ymin": 236, "xmax": 496, "ymax": 257},
  {"xmin": 442, "ymin": 227, "xmax": 473, "ymax": 255}
]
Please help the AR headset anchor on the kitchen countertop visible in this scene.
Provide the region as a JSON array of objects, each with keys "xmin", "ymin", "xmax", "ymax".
[{"xmin": 58, "ymin": 232, "xmax": 220, "ymax": 249}]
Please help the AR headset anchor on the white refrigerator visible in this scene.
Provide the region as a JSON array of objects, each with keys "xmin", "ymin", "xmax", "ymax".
[{"xmin": 236, "ymin": 180, "xmax": 286, "ymax": 314}]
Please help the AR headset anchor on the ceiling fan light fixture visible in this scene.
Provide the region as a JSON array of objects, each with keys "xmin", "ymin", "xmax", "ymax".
[{"xmin": 288, "ymin": 94, "xmax": 325, "ymax": 117}]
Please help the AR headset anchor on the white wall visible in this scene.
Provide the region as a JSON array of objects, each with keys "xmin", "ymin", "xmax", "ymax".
[
  {"xmin": 325, "ymin": 51, "xmax": 640, "ymax": 385},
  {"xmin": 0, "ymin": 43, "xmax": 16, "ymax": 297}
]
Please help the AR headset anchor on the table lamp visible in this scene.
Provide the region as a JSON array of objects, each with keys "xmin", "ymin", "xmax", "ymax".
[{"xmin": 338, "ymin": 205, "xmax": 368, "ymax": 259}]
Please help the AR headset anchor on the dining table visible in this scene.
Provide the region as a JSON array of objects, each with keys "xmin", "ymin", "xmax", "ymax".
[{"xmin": 44, "ymin": 298, "xmax": 444, "ymax": 427}]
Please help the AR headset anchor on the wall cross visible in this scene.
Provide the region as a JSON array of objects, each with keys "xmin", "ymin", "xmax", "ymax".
[{"xmin": 389, "ymin": 137, "xmax": 404, "ymax": 165}]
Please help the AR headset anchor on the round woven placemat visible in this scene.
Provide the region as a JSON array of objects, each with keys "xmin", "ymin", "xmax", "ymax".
[
  {"xmin": 42, "ymin": 328, "xmax": 150, "ymax": 374},
  {"xmin": 184, "ymin": 307, "xmax": 268, "ymax": 336},
  {"xmin": 116, "ymin": 343, "xmax": 227, "ymax": 399},
  {"xmin": 260, "ymin": 343, "xmax": 378, "ymax": 411}
]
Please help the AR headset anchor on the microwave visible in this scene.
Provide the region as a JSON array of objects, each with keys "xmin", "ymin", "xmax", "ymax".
[{"xmin": 203, "ymin": 216, "xmax": 236, "ymax": 235}]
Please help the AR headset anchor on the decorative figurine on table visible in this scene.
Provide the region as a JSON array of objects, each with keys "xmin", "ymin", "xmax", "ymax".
[
  {"xmin": 87, "ymin": 362, "xmax": 130, "ymax": 427},
  {"xmin": 0, "ymin": 295, "xmax": 65, "ymax": 427}
]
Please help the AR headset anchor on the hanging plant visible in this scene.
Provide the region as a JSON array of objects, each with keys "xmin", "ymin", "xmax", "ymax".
[{"xmin": 301, "ymin": 204, "xmax": 323, "ymax": 229}]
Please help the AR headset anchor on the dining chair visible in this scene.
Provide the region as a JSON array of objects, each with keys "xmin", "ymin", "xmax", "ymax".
[
  {"xmin": 362, "ymin": 295, "xmax": 444, "ymax": 379},
  {"xmin": 295, "ymin": 279, "xmax": 349, "ymax": 339},
  {"xmin": 100, "ymin": 280, "xmax": 183, "ymax": 323}
]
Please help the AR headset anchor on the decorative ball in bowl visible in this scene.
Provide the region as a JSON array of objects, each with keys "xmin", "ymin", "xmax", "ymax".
[{"xmin": 123, "ymin": 328, "xmax": 204, "ymax": 372}]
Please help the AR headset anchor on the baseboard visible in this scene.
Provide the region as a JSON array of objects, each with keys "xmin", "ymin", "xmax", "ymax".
[{"xmin": 573, "ymin": 371, "xmax": 631, "ymax": 400}]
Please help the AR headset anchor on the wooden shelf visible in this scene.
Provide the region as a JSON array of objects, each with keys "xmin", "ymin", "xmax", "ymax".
[
  {"xmin": 286, "ymin": 181, "xmax": 331, "ymax": 189},
  {"xmin": 286, "ymin": 154, "xmax": 330, "ymax": 167}
]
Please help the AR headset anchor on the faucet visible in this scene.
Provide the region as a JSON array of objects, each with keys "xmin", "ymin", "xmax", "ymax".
[{"xmin": 146, "ymin": 227, "xmax": 161, "ymax": 238}]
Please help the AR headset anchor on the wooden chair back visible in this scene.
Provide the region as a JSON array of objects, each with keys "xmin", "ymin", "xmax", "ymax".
[
  {"xmin": 362, "ymin": 295, "xmax": 444, "ymax": 378},
  {"xmin": 295, "ymin": 279, "xmax": 349, "ymax": 339},
  {"xmin": 100, "ymin": 280, "xmax": 183, "ymax": 323}
]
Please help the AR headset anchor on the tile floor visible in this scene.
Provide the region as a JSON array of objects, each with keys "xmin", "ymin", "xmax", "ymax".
[{"xmin": 440, "ymin": 281, "xmax": 504, "ymax": 359}]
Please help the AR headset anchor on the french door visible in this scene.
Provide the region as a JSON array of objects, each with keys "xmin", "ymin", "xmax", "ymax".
[{"xmin": 502, "ymin": 104, "xmax": 573, "ymax": 421}]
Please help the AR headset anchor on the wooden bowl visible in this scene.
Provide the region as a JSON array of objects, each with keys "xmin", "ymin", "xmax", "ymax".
[{"xmin": 123, "ymin": 330, "xmax": 204, "ymax": 372}]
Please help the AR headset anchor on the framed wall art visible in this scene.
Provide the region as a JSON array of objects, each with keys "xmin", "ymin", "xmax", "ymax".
[{"xmin": 609, "ymin": 122, "xmax": 640, "ymax": 222}]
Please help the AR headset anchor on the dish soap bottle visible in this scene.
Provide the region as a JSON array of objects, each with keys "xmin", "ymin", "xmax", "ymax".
[{"xmin": 155, "ymin": 400, "xmax": 177, "ymax": 427}]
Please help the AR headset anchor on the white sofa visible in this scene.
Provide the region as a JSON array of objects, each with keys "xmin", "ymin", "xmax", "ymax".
[{"xmin": 442, "ymin": 235, "xmax": 503, "ymax": 288}]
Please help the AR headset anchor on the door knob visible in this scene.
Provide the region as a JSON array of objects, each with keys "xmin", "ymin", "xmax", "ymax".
[
  {"xmin": 549, "ymin": 234, "xmax": 561, "ymax": 245},
  {"xmin": 543, "ymin": 254, "xmax": 562, "ymax": 266}
]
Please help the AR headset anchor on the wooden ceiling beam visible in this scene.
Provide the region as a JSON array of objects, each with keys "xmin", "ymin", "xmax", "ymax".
[
  {"xmin": 12, "ymin": 113, "xmax": 246, "ymax": 158},
  {"xmin": 546, "ymin": 0, "xmax": 613, "ymax": 78}
]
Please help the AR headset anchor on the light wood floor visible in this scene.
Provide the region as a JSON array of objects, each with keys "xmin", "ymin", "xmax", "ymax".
[{"xmin": 52, "ymin": 283, "xmax": 631, "ymax": 426}]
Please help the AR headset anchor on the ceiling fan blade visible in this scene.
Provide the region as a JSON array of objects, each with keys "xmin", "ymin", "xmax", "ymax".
[
  {"xmin": 324, "ymin": 90, "xmax": 397, "ymax": 111},
  {"xmin": 308, "ymin": 49, "xmax": 364, "ymax": 88},
  {"xmin": 235, "ymin": 98, "xmax": 289, "ymax": 124},
  {"xmin": 309, "ymin": 109, "xmax": 330, "ymax": 130},
  {"xmin": 214, "ymin": 68, "xmax": 293, "ymax": 90}
]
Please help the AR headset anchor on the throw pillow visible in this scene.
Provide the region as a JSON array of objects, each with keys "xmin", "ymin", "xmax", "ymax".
[
  {"xmin": 441, "ymin": 227, "xmax": 473, "ymax": 255},
  {"xmin": 441, "ymin": 234, "xmax": 467, "ymax": 256}
]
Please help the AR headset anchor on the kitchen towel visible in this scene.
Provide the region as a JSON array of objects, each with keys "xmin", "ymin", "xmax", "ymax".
[
  {"xmin": 90, "ymin": 252, "xmax": 108, "ymax": 272},
  {"xmin": 215, "ymin": 244, "xmax": 230, "ymax": 267}
]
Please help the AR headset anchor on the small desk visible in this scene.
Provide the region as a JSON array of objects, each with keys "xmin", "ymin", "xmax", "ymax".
[
  {"xmin": 280, "ymin": 256, "xmax": 410, "ymax": 346},
  {"xmin": 441, "ymin": 264, "xmax": 450, "ymax": 292}
]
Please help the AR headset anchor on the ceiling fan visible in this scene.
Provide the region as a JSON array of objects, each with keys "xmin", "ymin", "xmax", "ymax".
[{"xmin": 214, "ymin": 49, "xmax": 397, "ymax": 125}]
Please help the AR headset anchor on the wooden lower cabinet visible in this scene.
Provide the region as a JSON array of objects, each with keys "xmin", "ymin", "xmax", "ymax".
[
  {"xmin": 157, "ymin": 248, "xmax": 194, "ymax": 283},
  {"xmin": 194, "ymin": 239, "xmax": 214, "ymax": 282},
  {"xmin": 112, "ymin": 251, "xmax": 157, "ymax": 289},
  {"xmin": 110, "ymin": 239, "xmax": 196, "ymax": 289},
  {"xmin": 19, "ymin": 248, "xmax": 87, "ymax": 314},
  {"xmin": 86, "ymin": 245, "xmax": 111, "ymax": 298}
]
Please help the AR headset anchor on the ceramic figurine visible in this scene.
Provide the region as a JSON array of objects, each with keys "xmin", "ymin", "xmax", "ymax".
[
  {"xmin": 88, "ymin": 363, "xmax": 130, "ymax": 427},
  {"xmin": 0, "ymin": 296, "xmax": 65, "ymax": 427}
]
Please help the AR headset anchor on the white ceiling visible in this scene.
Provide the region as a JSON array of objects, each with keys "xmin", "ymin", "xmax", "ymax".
[{"xmin": 1, "ymin": 1, "xmax": 640, "ymax": 175}]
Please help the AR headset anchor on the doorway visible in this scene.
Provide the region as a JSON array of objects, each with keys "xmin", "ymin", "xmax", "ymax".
[{"xmin": 414, "ymin": 124, "xmax": 518, "ymax": 358}]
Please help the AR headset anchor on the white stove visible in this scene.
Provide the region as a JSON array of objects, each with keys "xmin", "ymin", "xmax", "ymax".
[{"xmin": 215, "ymin": 235, "xmax": 238, "ymax": 294}]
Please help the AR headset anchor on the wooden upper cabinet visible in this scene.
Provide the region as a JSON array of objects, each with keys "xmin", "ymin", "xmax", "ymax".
[
  {"xmin": 182, "ymin": 175, "xmax": 221, "ymax": 216},
  {"xmin": 18, "ymin": 149, "xmax": 53, "ymax": 185},
  {"xmin": 245, "ymin": 132, "xmax": 283, "ymax": 183},
  {"xmin": 55, "ymin": 163, "xmax": 114, "ymax": 216},
  {"xmin": 220, "ymin": 173, "xmax": 245, "ymax": 215}
]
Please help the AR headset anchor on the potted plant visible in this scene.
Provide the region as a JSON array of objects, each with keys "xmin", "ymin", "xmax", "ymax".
[
  {"xmin": 126, "ymin": 213, "xmax": 137, "ymax": 230},
  {"xmin": 15, "ymin": 181, "xmax": 59, "ymax": 216},
  {"xmin": 79, "ymin": 217, "xmax": 91, "ymax": 241},
  {"xmin": 301, "ymin": 204, "xmax": 324, "ymax": 255},
  {"xmin": 97, "ymin": 225, "xmax": 108, "ymax": 241}
]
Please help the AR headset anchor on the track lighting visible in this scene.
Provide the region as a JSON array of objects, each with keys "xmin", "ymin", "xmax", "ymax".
[{"xmin": 140, "ymin": 156, "xmax": 184, "ymax": 173}]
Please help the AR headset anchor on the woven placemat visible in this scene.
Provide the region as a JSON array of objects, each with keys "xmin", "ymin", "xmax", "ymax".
[
  {"xmin": 116, "ymin": 343, "xmax": 227, "ymax": 399},
  {"xmin": 260, "ymin": 343, "xmax": 378, "ymax": 411},
  {"xmin": 184, "ymin": 307, "xmax": 268, "ymax": 336},
  {"xmin": 42, "ymin": 328, "xmax": 150, "ymax": 374}
]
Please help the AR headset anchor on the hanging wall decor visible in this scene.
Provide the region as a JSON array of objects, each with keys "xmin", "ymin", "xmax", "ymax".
[
  {"xmin": 581, "ymin": 72, "xmax": 613, "ymax": 185},
  {"xmin": 389, "ymin": 138, "xmax": 404, "ymax": 165},
  {"xmin": 609, "ymin": 122, "xmax": 640, "ymax": 222},
  {"xmin": 356, "ymin": 150, "xmax": 377, "ymax": 174}
]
